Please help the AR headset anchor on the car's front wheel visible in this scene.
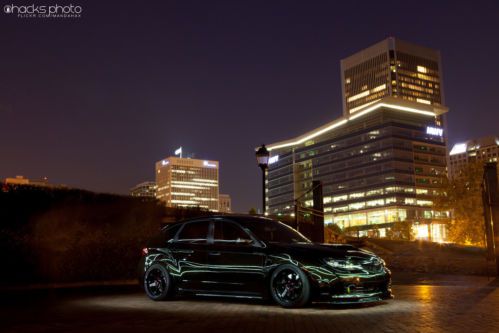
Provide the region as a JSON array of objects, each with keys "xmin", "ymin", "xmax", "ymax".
[
  {"xmin": 144, "ymin": 264, "xmax": 173, "ymax": 301},
  {"xmin": 270, "ymin": 264, "xmax": 311, "ymax": 308}
]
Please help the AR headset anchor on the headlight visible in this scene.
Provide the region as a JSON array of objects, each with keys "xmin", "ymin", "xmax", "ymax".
[
  {"xmin": 324, "ymin": 258, "xmax": 362, "ymax": 270},
  {"xmin": 325, "ymin": 256, "xmax": 385, "ymax": 273}
]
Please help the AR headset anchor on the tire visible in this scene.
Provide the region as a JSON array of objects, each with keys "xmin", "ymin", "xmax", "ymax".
[
  {"xmin": 270, "ymin": 264, "xmax": 311, "ymax": 308},
  {"xmin": 144, "ymin": 264, "xmax": 173, "ymax": 301}
]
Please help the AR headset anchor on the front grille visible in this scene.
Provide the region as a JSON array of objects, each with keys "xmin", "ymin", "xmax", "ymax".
[{"xmin": 332, "ymin": 256, "xmax": 385, "ymax": 275}]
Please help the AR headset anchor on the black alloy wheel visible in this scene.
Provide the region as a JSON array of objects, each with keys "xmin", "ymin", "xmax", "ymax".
[
  {"xmin": 144, "ymin": 264, "xmax": 173, "ymax": 301},
  {"xmin": 270, "ymin": 264, "xmax": 310, "ymax": 308}
]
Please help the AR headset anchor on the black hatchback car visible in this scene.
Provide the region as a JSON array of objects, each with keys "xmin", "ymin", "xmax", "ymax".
[{"xmin": 138, "ymin": 215, "xmax": 392, "ymax": 308}]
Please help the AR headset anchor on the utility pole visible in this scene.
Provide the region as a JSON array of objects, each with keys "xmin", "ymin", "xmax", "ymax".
[
  {"xmin": 294, "ymin": 181, "xmax": 324, "ymax": 243},
  {"xmin": 312, "ymin": 180, "xmax": 325, "ymax": 243},
  {"xmin": 482, "ymin": 162, "xmax": 499, "ymax": 275}
]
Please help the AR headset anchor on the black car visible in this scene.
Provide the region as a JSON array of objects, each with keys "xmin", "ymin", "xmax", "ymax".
[{"xmin": 138, "ymin": 215, "xmax": 392, "ymax": 308}]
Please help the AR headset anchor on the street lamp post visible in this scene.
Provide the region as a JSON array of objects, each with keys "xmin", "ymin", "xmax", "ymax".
[{"xmin": 255, "ymin": 144, "xmax": 270, "ymax": 215}]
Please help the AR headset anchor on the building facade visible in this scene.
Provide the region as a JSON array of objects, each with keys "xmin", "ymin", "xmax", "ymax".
[
  {"xmin": 341, "ymin": 37, "xmax": 444, "ymax": 116},
  {"xmin": 219, "ymin": 193, "xmax": 232, "ymax": 213},
  {"xmin": 130, "ymin": 181, "xmax": 157, "ymax": 198},
  {"xmin": 155, "ymin": 156, "xmax": 220, "ymax": 211},
  {"xmin": 3, "ymin": 175, "xmax": 62, "ymax": 188},
  {"xmin": 265, "ymin": 38, "xmax": 450, "ymax": 241},
  {"xmin": 449, "ymin": 136, "xmax": 499, "ymax": 178}
]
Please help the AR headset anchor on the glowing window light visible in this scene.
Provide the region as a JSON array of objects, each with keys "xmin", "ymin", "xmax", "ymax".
[
  {"xmin": 333, "ymin": 195, "xmax": 348, "ymax": 202},
  {"xmin": 347, "ymin": 90, "xmax": 370, "ymax": 102},
  {"xmin": 192, "ymin": 178, "xmax": 218, "ymax": 183},
  {"xmin": 171, "ymin": 200, "xmax": 199, "ymax": 204},
  {"xmin": 371, "ymin": 84, "xmax": 386, "ymax": 93},
  {"xmin": 172, "ymin": 181, "xmax": 218, "ymax": 187},
  {"xmin": 417, "ymin": 66, "xmax": 428, "ymax": 73},
  {"xmin": 171, "ymin": 184, "xmax": 207, "ymax": 190},
  {"xmin": 405, "ymin": 198, "xmax": 415, "ymax": 204},
  {"xmin": 417, "ymin": 98, "xmax": 431, "ymax": 105}
]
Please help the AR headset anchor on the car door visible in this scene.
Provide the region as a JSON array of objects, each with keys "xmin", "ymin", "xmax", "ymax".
[
  {"xmin": 170, "ymin": 220, "xmax": 210, "ymax": 292},
  {"xmin": 205, "ymin": 219, "xmax": 266, "ymax": 295}
]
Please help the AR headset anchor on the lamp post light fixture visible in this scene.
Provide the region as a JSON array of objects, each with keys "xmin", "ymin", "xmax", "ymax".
[{"xmin": 255, "ymin": 144, "xmax": 270, "ymax": 215}]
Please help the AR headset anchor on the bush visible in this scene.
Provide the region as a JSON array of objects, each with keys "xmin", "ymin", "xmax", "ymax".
[{"xmin": 0, "ymin": 185, "xmax": 210, "ymax": 286}]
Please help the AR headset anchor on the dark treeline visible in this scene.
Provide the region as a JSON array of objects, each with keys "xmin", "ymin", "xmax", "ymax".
[{"xmin": 0, "ymin": 184, "xmax": 213, "ymax": 286}]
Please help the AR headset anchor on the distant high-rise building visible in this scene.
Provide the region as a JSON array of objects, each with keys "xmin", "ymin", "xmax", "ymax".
[
  {"xmin": 130, "ymin": 181, "xmax": 157, "ymax": 198},
  {"xmin": 155, "ymin": 156, "xmax": 219, "ymax": 211},
  {"xmin": 219, "ymin": 193, "xmax": 232, "ymax": 213},
  {"xmin": 341, "ymin": 37, "xmax": 444, "ymax": 116},
  {"xmin": 449, "ymin": 136, "xmax": 499, "ymax": 179}
]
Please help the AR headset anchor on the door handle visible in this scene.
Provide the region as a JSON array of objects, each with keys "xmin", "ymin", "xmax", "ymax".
[
  {"xmin": 175, "ymin": 249, "xmax": 194, "ymax": 254},
  {"xmin": 208, "ymin": 251, "xmax": 221, "ymax": 256}
]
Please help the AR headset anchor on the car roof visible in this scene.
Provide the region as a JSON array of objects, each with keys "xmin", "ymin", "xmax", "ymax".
[{"xmin": 163, "ymin": 214, "xmax": 275, "ymax": 230}]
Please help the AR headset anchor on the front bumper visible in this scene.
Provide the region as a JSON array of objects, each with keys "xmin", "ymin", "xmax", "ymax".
[{"xmin": 316, "ymin": 272, "xmax": 393, "ymax": 304}]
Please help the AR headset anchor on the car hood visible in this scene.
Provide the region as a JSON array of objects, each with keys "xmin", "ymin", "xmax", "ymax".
[{"xmin": 265, "ymin": 242, "xmax": 376, "ymax": 260}]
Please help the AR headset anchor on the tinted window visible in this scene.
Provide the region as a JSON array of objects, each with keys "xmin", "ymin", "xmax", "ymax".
[
  {"xmin": 177, "ymin": 221, "xmax": 209, "ymax": 243},
  {"xmin": 213, "ymin": 221, "xmax": 252, "ymax": 244},
  {"xmin": 147, "ymin": 224, "xmax": 182, "ymax": 246},
  {"xmin": 164, "ymin": 224, "xmax": 182, "ymax": 242},
  {"xmin": 239, "ymin": 219, "xmax": 310, "ymax": 244}
]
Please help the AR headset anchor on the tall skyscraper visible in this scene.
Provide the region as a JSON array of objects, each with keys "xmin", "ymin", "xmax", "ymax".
[
  {"xmin": 264, "ymin": 38, "xmax": 450, "ymax": 242},
  {"xmin": 341, "ymin": 37, "xmax": 444, "ymax": 116},
  {"xmin": 155, "ymin": 156, "xmax": 220, "ymax": 211}
]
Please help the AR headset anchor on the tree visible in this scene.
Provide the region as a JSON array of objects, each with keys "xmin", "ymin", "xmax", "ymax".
[
  {"xmin": 324, "ymin": 223, "xmax": 343, "ymax": 243},
  {"xmin": 248, "ymin": 208, "xmax": 257, "ymax": 215},
  {"xmin": 434, "ymin": 161, "xmax": 485, "ymax": 246}
]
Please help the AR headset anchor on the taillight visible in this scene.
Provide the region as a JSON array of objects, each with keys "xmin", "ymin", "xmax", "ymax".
[{"xmin": 142, "ymin": 248, "xmax": 148, "ymax": 256}]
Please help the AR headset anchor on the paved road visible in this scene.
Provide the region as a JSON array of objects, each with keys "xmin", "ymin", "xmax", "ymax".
[{"xmin": 1, "ymin": 280, "xmax": 498, "ymax": 333}]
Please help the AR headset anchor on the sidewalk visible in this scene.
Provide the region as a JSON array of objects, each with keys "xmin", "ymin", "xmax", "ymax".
[
  {"xmin": 0, "ymin": 279, "xmax": 139, "ymax": 293},
  {"xmin": 391, "ymin": 271, "xmax": 498, "ymax": 287}
]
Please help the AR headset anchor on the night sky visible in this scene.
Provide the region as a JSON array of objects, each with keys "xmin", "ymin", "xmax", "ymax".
[{"xmin": 1, "ymin": 1, "xmax": 498, "ymax": 213}]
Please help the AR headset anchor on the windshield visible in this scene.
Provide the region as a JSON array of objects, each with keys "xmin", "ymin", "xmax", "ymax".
[{"xmin": 240, "ymin": 219, "xmax": 311, "ymax": 244}]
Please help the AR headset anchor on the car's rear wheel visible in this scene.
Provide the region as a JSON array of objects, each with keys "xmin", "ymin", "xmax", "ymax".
[
  {"xmin": 270, "ymin": 264, "xmax": 310, "ymax": 308},
  {"xmin": 144, "ymin": 264, "xmax": 173, "ymax": 301}
]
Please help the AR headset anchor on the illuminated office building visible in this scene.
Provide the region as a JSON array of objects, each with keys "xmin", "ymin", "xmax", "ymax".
[
  {"xmin": 130, "ymin": 181, "xmax": 157, "ymax": 198},
  {"xmin": 265, "ymin": 39, "xmax": 450, "ymax": 242},
  {"xmin": 341, "ymin": 37, "xmax": 444, "ymax": 116},
  {"xmin": 155, "ymin": 156, "xmax": 219, "ymax": 211},
  {"xmin": 449, "ymin": 136, "xmax": 499, "ymax": 179}
]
